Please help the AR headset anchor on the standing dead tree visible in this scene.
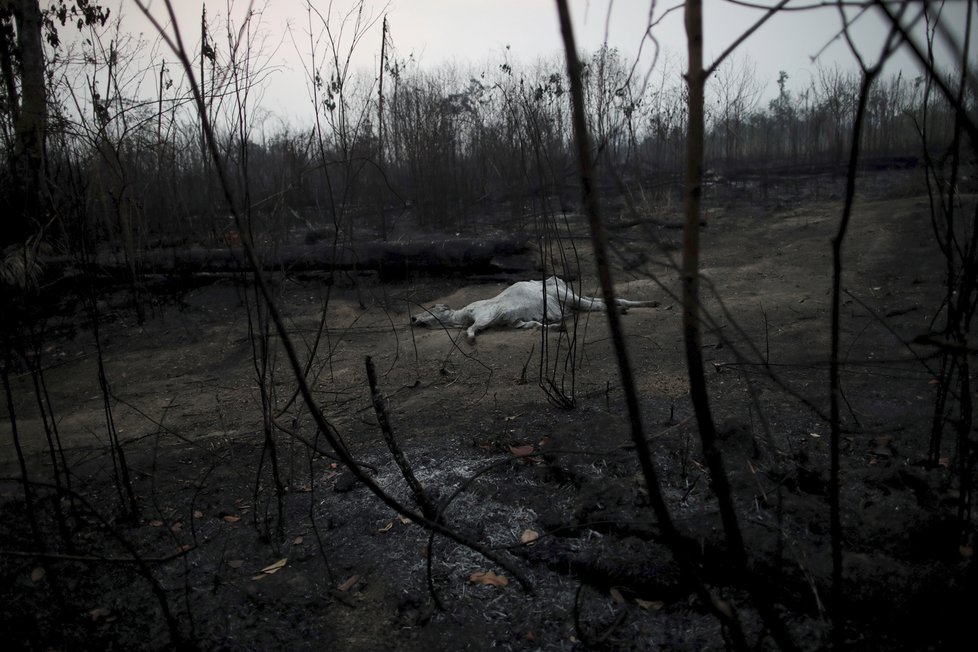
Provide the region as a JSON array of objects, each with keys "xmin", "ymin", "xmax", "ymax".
[
  {"xmin": 553, "ymin": 1, "xmax": 811, "ymax": 648},
  {"xmin": 0, "ymin": 0, "xmax": 47, "ymax": 249},
  {"xmin": 682, "ymin": 2, "xmax": 798, "ymax": 649},
  {"xmin": 876, "ymin": 0, "xmax": 978, "ymax": 554}
]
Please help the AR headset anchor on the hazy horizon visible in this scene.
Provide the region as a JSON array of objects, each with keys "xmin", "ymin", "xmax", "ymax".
[{"xmin": 100, "ymin": 0, "xmax": 973, "ymax": 128}]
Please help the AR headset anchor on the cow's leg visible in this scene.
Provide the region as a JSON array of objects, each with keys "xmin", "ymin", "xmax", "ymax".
[
  {"xmin": 614, "ymin": 298, "xmax": 660, "ymax": 308},
  {"xmin": 562, "ymin": 287, "xmax": 659, "ymax": 313},
  {"xmin": 514, "ymin": 320, "xmax": 544, "ymax": 329},
  {"xmin": 544, "ymin": 280, "xmax": 611, "ymax": 313},
  {"xmin": 562, "ymin": 288, "xmax": 609, "ymax": 312},
  {"xmin": 514, "ymin": 320, "xmax": 566, "ymax": 332},
  {"xmin": 466, "ymin": 305, "xmax": 514, "ymax": 343},
  {"xmin": 466, "ymin": 315, "xmax": 498, "ymax": 343}
]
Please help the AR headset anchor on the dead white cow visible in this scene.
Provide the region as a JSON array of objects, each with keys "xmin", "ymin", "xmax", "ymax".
[{"xmin": 410, "ymin": 276, "xmax": 658, "ymax": 343}]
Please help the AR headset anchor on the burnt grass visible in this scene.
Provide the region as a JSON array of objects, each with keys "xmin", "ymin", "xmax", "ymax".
[{"xmin": 2, "ymin": 172, "xmax": 976, "ymax": 650}]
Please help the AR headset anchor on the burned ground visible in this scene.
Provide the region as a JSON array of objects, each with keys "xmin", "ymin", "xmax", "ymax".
[{"xmin": 1, "ymin": 175, "xmax": 975, "ymax": 650}]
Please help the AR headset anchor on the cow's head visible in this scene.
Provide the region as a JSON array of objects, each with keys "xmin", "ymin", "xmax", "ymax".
[{"xmin": 410, "ymin": 304, "xmax": 453, "ymax": 328}]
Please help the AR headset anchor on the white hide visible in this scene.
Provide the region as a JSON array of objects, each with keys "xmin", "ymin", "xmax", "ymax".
[{"xmin": 410, "ymin": 276, "xmax": 657, "ymax": 343}]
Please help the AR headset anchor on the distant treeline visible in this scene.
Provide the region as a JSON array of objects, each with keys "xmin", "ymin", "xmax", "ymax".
[{"xmin": 2, "ymin": 16, "xmax": 967, "ymax": 253}]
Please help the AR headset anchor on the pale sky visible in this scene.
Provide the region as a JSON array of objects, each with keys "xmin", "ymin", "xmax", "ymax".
[{"xmin": 118, "ymin": 1, "xmax": 973, "ymax": 124}]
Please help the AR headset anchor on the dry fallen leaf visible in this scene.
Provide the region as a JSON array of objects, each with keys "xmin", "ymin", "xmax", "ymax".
[
  {"xmin": 260, "ymin": 558, "xmax": 288, "ymax": 574},
  {"xmin": 509, "ymin": 445, "xmax": 534, "ymax": 457},
  {"xmin": 148, "ymin": 519, "xmax": 164, "ymax": 527},
  {"xmin": 88, "ymin": 607, "xmax": 111, "ymax": 621},
  {"xmin": 398, "ymin": 515, "xmax": 413, "ymax": 525},
  {"xmin": 251, "ymin": 558, "xmax": 288, "ymax": 581},
  {"xmin": 520, "ymin": 529, "xmax": 540, "ymax": 545},
  {"xmin": 252, "ymin": 558, "xmax": 288, "ymax": 580},
  {"xmin": 293, "ymin": 535, "xmax": 304, "ymax": 545},
  {"xmin": 609, "ymin": 587, "xmax": 626, "ymax": 604},
  {"xmin": 636, "ymin": 598, "xmax": 665, "ymax": 611},
  {"xmin": 469, "ymin": 571, "xmax": 509, "ymax": 588},
  {"xmin": 337, "ymin": 574, "xmax": 360, "ymax": 592},
  {"xmin": 377, "ymin": 521, "xmax": 394, "ymax": 533},
  {"xmin": 170, "ymin": 522, "xmax": 183, "ymax": 534},
  {"xmin": 193, "ymin": 510, "xmax": 204, "ymax": 519},
  {"xmin": 30, "ymin": 567, "xmax": 45, "ymax": 583},
  {"xmin": 222, "ymin": 514, "xmax": 241, "ymax": 523}
]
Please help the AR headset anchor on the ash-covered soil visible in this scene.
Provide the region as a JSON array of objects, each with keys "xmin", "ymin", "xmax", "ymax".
[{"xmin": 1, "ymin": 181, "xmax": 975, "ymax": 650}]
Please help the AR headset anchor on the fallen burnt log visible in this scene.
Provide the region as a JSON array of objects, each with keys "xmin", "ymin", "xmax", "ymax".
[{"xmin": 54, "ymin": 236, "xmax": 537, "ymax": 283}]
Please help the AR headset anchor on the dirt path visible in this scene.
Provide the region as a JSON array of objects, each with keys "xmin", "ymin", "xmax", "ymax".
[{"xmin": 1, "ymin": 191, "xmax": 974, "ymax": 650}]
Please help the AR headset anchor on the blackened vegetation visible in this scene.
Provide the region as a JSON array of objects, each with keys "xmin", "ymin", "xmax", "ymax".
[{"xmin": 1, "ymin": 1, "xmax": 977, "ymax": 651}]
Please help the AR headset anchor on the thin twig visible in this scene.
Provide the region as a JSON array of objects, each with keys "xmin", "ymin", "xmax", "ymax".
[{"xmin": 365, "ymin": 355, "xmax": 437, "ymax": 519}]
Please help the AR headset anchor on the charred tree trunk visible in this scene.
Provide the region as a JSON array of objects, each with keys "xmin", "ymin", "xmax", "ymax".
[{"xmin": 1, "ymin": 0, "xmax": 47, "ymax": 247}]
